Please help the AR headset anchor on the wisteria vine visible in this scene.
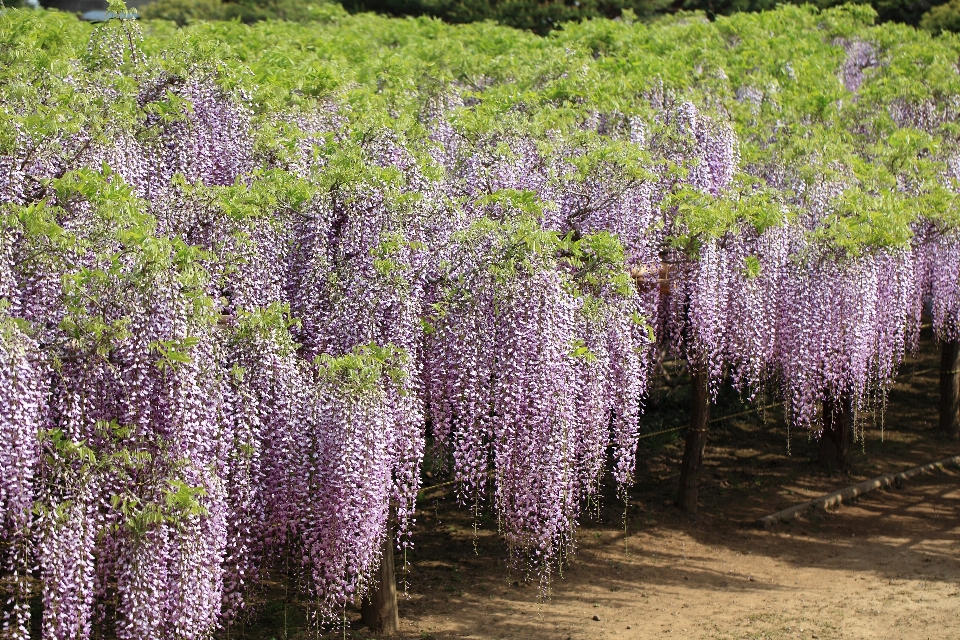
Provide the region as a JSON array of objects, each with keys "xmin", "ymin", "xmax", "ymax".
[{"xmin": 2, "ymin": 5, "xmax": 960, "ymax": 639}]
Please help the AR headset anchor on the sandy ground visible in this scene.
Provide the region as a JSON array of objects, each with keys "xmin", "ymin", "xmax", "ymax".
[{"xmin": 393, "ymin": 470, "xmax": 960, "ymax": 640}]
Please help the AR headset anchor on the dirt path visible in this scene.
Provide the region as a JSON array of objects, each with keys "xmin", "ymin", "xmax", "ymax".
[{"xmin": 393, "ymin": 470, "xmax": 960, "ymax": 640}]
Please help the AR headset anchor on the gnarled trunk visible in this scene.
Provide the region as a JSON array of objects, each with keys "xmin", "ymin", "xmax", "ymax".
[
  {"xmin": 819, "ymin": 395, "xmax": 854, "ymax": 472},
  {"xmin": 940, "ymin": 340, "xmax": 960, "ymax": 441},
  {"xmin": 361, "ymin": 531, "xmax": 399, "ymax": 635},
  {"xmin": 677, "ymin": 368, "xmax": 710, "ymax": 515}
]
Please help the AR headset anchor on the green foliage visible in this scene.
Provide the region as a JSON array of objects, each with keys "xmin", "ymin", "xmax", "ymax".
[
  {"xmin": 231, "ymin": 303, "xmax": 302, "ymax": 354},
  {"xmin": 139, "ymin": 0, "xmax": 347, "ymax": 26},
  {"xmin": 673, "ymin": 0, "xmax": 946, "ymax": 28},
  {"xmin": 341, "ymin": 0, "xmax": 671, "ymax": 35},
  {"xmin": 742, "ymin": 254, "xmax": 761, "ymax": 278},
  {"xmin": 153, "ymin": 336, "xmax": 201, "ymax": 371},
  {"xmin": 343, "ymin": 0, "xmax": 949, "ymax": 31},
  {"xmin": 139, "ymin": 0, "xmax": 227, "ymax": 26},
  {"xmin": 921, "ymin": 0, "xmax": 960, "ymax": 31},
  {"xmin": 40, "ymin": 424, "xmax": 207, "ymax": 539},
  {"xmin": 450, "ymin": 210, "xmax": 634, "ymax": 302},
  {"xmin": 665, "ymin": 178, "xmax": 792, "ymax": 257},
  {"xmin": 568, "ymin": 337, "xmax": 598, "ymax": 362},
  {"xmin": 5, "ymin": 4, "xmax": 960, "ymax": 261},
  {"xmin": 315, "ymin": 342, "xmax": 409, "ymax": 392},
  {"xmin": 47, "ymin": 0, "xmax": 951, "ymax": 36},
  {"xmin": 815, "ymin": 187, "xmax": 916, "ymax": 255}
]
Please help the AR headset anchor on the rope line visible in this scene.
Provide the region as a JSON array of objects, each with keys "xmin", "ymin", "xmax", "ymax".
[
  {"xmin": 634, "ymin": 401, "xmax": 783, "ymax": 441},
  {"xmin": 708, "ymin": 402, "xmax": 782, "ymax": 424},
  {"xmin": 418, "ymin": 479, "xmax": 456, "ymax": 495},
  {"xmin": 635, "ymin": 425, "xmax": 686, "ymax": 440},
  {"xmin": 902, "ymin": 367, "xmax": 936, "ymax": 377}
]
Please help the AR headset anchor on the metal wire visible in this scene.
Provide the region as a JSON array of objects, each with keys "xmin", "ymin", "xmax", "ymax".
[{"xmin": 636, "ymin": 401, "xmax": 783, "ymax": 440}]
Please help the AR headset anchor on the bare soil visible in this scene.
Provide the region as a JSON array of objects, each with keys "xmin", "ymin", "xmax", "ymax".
[{"xmin": 236, "ymin": 332, "xmax": 960, "ymax": 640}]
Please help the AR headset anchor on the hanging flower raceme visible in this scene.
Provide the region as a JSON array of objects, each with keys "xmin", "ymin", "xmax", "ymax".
[
  {"xmin": 298, "ymin": 345, "xmax": 414, "ymax": 619},
  {"xmin": 0, "ymin": 159, "xmax": 236, "ymax": 640},
  {"xmin": 0, "ymin": 315, "xmax": 44, "ymax": 639},
  {"xmin": 283, "ymin": 142, "xmax": 429, "ymax": 555},
  {"xmin": 923, "ymin": 232, "xmax": 960, "ymax": 342},
  {"xmin": 215, "ymin": 302, "xmax": 422, "ymax": 624},
  {"xmin": 424, "ymin": 214, "xmax": 650, "ymax": 584},
  {"xmin": 773, "ymin": 240, "xmax": 919, "ymax": 429}
]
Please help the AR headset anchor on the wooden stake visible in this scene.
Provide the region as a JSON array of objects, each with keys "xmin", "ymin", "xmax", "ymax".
[
  {"xmin": 940, "ymin": 340, "xmax": 960, "ymax": 441},
  {"xmin": 361, "ymin": 531, "xmax": 399, "ymax": 635},
  {"xmin": 819, "ymin": 395, "xmax": 853, "ymax": 472},
  {"xmin": 677, "ymin": 368, "xmax": 710, "ymax": 515}
]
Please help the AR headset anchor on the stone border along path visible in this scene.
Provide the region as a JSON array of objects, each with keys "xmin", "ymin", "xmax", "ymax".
[{"xmin": 756, "ymin": 454, "xmax": 960, "ymax": 528}]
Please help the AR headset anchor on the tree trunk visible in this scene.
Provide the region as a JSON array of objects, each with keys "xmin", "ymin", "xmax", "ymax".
[
  {"xmin": 677, "ymin": 368, "xmax": 710, "ymax": 515},
  {"xmin": 819, "ymin": 395, "xmax": 854, "ymax": 472},
  {"xmin": 940, "ymin": 340, "xmax": 960, "ymax": 441},
  {"xmin": 361, "ymin": 531, "xmax": 399, "ymax": 635}
]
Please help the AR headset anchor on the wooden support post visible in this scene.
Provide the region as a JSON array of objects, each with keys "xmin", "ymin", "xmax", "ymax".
[
  {"xmin": 940, "ymin": 340, "xmax": 960, "ymax": 441},
  {"xmin": 361, "ymin": 531, "xmax": 399, "ymax": 635},
  {"xmin": 819, "ymin": 395, "xmax": 854, "ymax": 472},
  {"xmin": 677, "ymin": 368, "xmax": 710, "ymax": 515}
]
